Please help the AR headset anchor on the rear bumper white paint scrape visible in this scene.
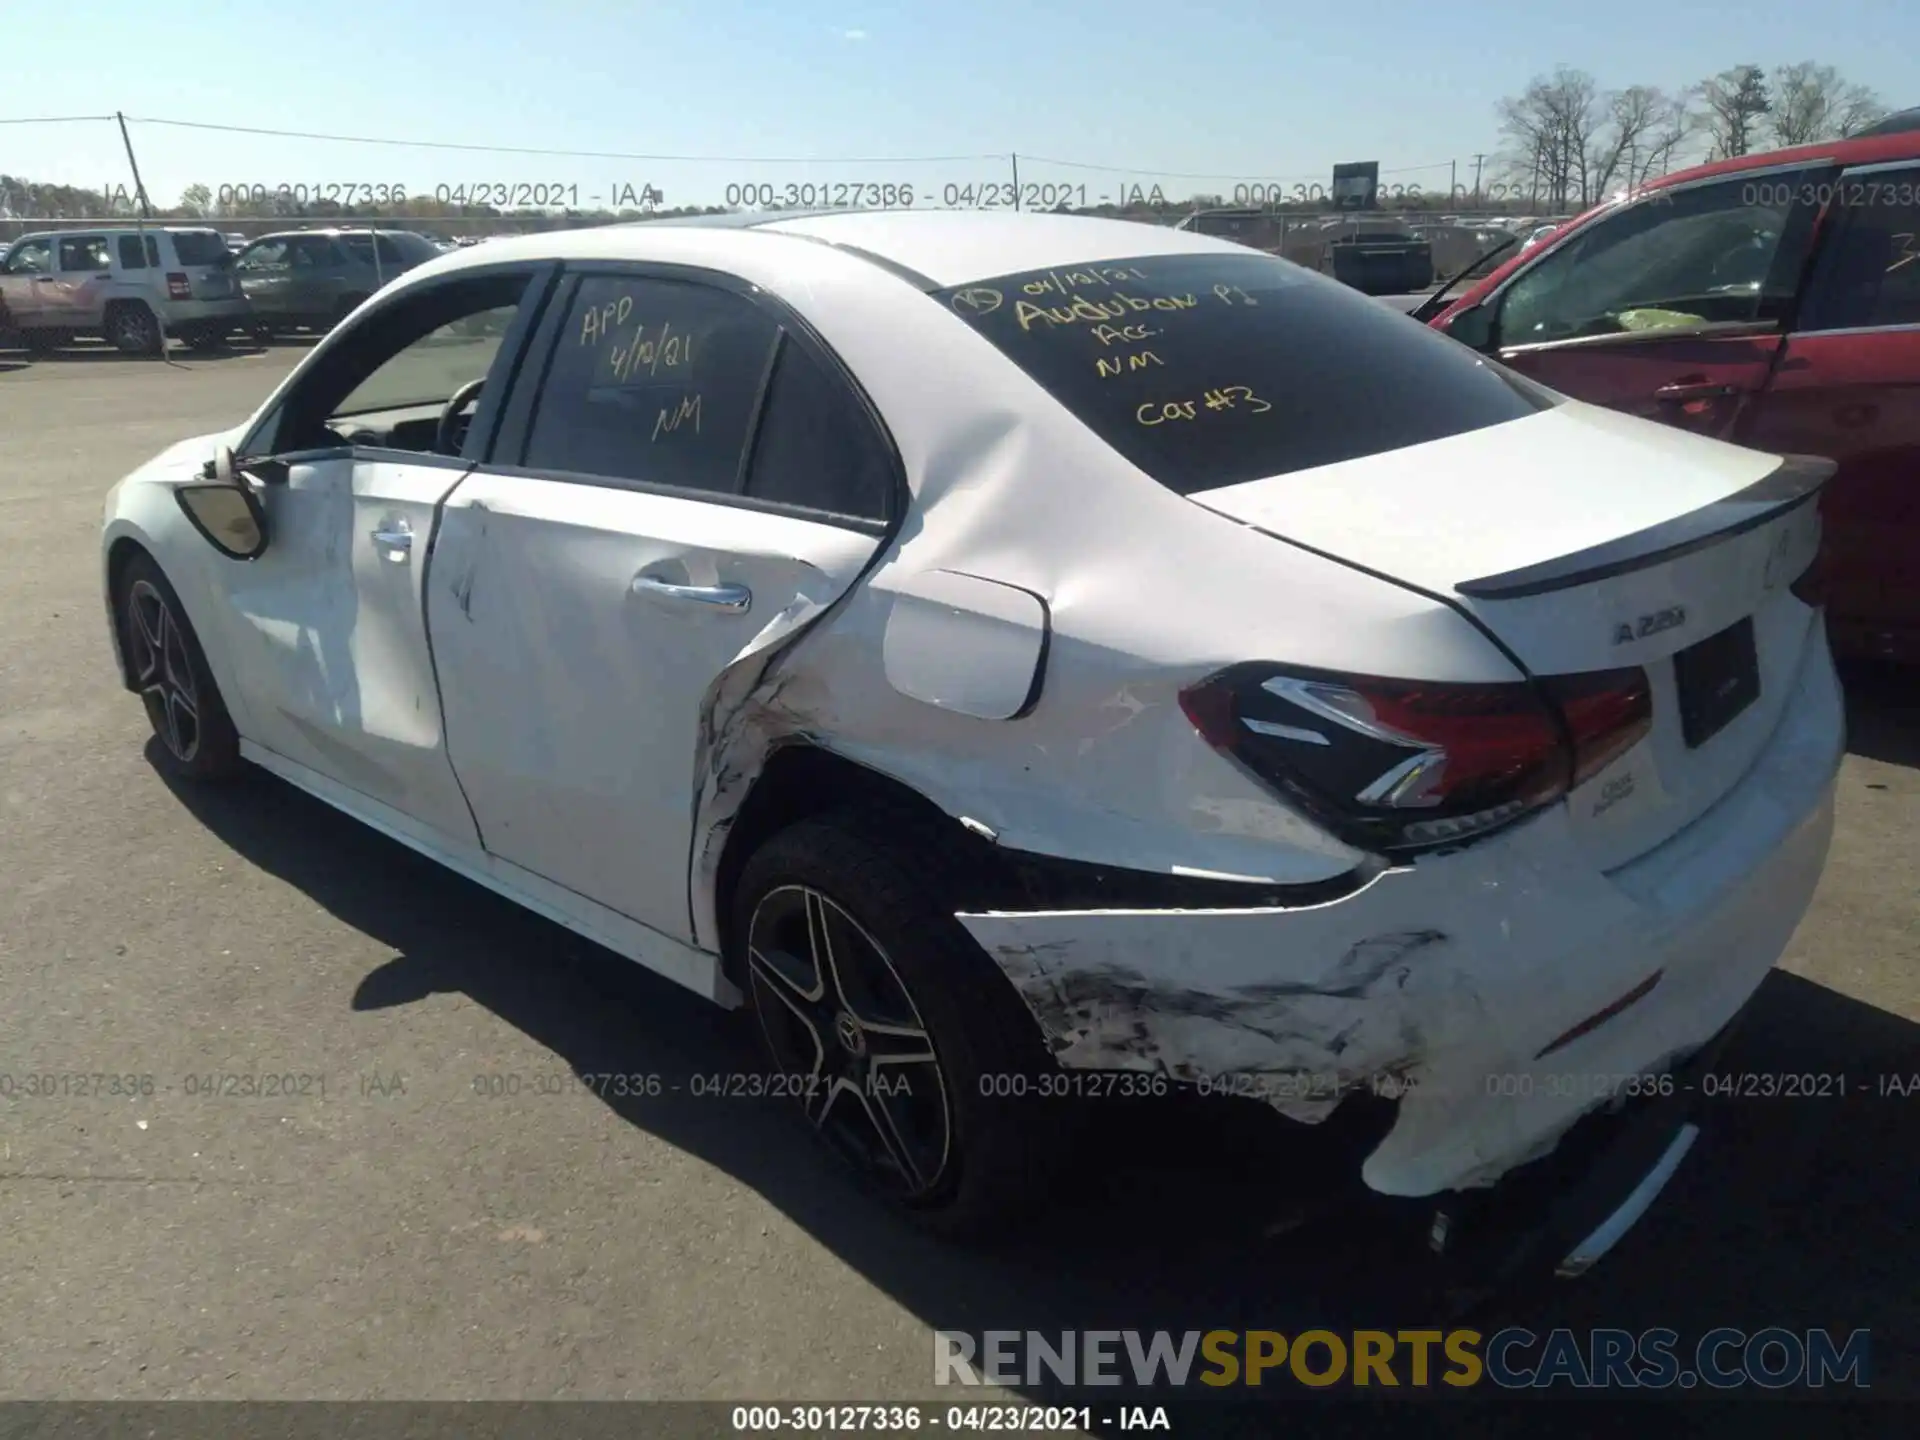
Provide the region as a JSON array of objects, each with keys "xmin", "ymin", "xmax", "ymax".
[{"xmin": 956, "ymin": 630, "xmax": 1844, "ymax": 1196}]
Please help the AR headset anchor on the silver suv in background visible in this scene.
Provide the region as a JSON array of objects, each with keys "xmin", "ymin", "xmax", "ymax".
[{"xmin": 0, "ymin": 227, "xmax": 249, "ymax": 354}]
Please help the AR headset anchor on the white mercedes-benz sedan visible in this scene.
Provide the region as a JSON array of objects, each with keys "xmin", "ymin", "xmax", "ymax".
[{"xmin": 101, "ymin": 209, "xmax": 1843, "ymax": 1257}]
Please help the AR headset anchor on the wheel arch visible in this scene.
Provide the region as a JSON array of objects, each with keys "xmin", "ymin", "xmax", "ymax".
[
  {"xmin": 708, "ymin": 743, "xmax": 990, "ymax": 990},
  {"xmin": 104, "ymin": 533, "xmax": 156, "ymax": 691}
]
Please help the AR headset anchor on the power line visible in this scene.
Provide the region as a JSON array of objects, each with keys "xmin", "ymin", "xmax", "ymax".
[
  {"xmin": 3, "ymin": 111, "xmax": 1485, "ymax": 189},
  {"xmin": 122, "ymin": 116, "xmax": 1009, "ymax": 166}
]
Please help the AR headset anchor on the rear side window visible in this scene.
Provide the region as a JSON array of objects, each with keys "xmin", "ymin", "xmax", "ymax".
[
  {"xmin": 341, "ymin": 234, "xmax": 413, "ymax": 266},
  {"xmin": 1799, "ymin": 168, "xmax": 1920, "ymax": 331},
  {"xmin": 743, "ymin": 338, "xmax": 895, "ymax": 521},
  {"xmin": 522, "ymin": 274, "xmax": 780, "ymax": 494},
  {"xmin": 117, "ymin": 235, "xmax": 160, "ymax": 269},
  {"xmin": 170, "ymin": 231, "xmax": 232, "ymax": 267},
  {"xmin": 934, "ymin": 252, "xmax": 1553, "ymax": 494}
]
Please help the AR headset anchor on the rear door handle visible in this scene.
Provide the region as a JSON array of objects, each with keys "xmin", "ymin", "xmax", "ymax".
[{"xmin": 630, "ymin": 575, "xmax": 751, "ymax": 611}]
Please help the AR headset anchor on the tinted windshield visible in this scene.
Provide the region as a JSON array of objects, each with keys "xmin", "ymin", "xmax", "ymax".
[
  {"xmin": 171, "ymin": 231, "xmax": 233, "ymax": 267},
  {"xmin": 934, "ymin": 252, "xmax": 1555, "ymax": 494}
]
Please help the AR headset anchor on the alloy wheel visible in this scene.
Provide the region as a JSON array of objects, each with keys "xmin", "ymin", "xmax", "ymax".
[
  {"xmin": 746, "ymin": 885, "xmax": 954, "ymax": 1199},
  {"xmin": 126, "ymin": 579, "xmax": 200, "ymax": 762},
  {"xmin": 114, "ymin": 306, "xmax": 159, "ymax": 354}
]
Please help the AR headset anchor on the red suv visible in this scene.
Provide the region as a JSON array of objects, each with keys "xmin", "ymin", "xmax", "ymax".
[{"xmin": 1428, "ymin": 126, "xmax": 1920, "ymax": 663}]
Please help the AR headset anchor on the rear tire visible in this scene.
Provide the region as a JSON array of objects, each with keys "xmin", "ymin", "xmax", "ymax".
[
  {"xmin": 184, "ymin": 326, "xmax": 227, "ymax": 352},
  {"xmin": 105, "ymin": 302, "xmax": 163, "ymax": 356},
  {"xmin": 730, "ymin": 810, "xmax": 1075, "ymax": 1240},
  {"xmin": 117, "ymin": 553, "xmax": 245, "ymax": 781},
  {"xmin": 23, "ymin": 328, "xmax": 62, "ymax": 354}
]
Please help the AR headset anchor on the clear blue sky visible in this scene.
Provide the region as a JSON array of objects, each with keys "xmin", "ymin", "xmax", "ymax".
[{"xmin": 3, "ymin": 0, "xmax": 1913, "ymax": 211}]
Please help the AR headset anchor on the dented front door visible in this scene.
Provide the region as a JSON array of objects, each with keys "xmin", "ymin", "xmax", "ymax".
[{"xmin": 212, "ymin": 454, "xmax": 481, "ymax": 845}]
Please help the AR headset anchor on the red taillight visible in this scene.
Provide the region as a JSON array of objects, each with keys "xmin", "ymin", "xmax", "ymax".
[
  {"xmin": 1179, "ymin": 662, "xmax": 1652, "ymax": 856},
  {"xmin": 1541, "ymin": 667, "xmax": 1653, "ymax": 787},
  {"xmin": 166, "ymin": 272, "xmax": 191, "ymax": 299}
]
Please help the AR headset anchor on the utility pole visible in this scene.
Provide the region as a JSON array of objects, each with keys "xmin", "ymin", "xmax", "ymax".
[
  {"xmin": 116, "ymin": 109, "xmax": 174, "ymax": 362},
  {"xmin": 115, "ymin": 111, "xmax": 153, "ymax": 219},
  {"xmin": 1471, "ymin": 153, "xmax": 1486, "ymax": 205},
  {"xmin": 1450, "ymin": 158, "xmax": 1457, "ymax": 203},
  {"xmin": 1009, "ymin": 153, "xmax": 1020, "ymax": 211}
]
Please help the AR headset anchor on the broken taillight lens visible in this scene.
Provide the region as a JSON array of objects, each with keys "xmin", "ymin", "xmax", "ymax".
[
  {"xmin": 166, "ymin": 272, "xmax": 191, "ymax": 299},
  {"xmin": 1179, "ymin": 661, "xmax": 1650, "ymax": 855}
]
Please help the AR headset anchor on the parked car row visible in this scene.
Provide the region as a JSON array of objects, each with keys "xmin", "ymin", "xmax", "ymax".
[
  {"xmin": 0, "ymin": 225, "xmax": 442, "ymax": 354},
  {"xmin": 1416, "ymin": 120, "xmax": 1920, "ymax": 665}
]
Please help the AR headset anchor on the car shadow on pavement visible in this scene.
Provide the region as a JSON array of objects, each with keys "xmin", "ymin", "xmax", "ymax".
[
  {"xmin": 1840, "ymin": 660, "xmax": 1920, "ymax": 769},
  {"xmin": 151, "ymin": 746, "xmax": 1917, "ymax": 1431}
]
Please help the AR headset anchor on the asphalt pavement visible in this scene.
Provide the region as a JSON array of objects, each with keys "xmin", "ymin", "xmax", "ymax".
[{"xmin": 1, "ymin": 344, "xmax": 1915, "ymax": 1424}]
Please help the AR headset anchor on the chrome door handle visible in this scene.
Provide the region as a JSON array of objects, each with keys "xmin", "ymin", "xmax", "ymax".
[
  {"xmin": 630, "ymin": 575, "xmax": 751, "ymax": 611},
  {"xmin": 1654, "ymin": 381, "xmax": 1739, "ymax": 400},
  {"xmin": 371, "ymin": 524, "xmax": 413, "ymax": 557}
]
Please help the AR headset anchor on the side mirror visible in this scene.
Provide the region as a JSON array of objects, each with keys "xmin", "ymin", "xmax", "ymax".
[
  {"xmin": 175, "ymin": 481, "xmax": 268, "ymax": 560},
  {"xmin": 1445, "ymin": 301, "xmax": 1497, "ymax": 353},
  {"xmin": 212, "ymin": 442, "xmax": 236, "ymax": 485}
]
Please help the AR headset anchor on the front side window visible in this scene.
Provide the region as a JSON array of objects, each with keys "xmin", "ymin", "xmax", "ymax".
[
  {"xmin": 238, "ymin": 239, "xmax": 288, "ymax": 269},
  {"xmin": 1496, "ymin": 169, "xmax": 1831, "ymax": 345},
  {"xmin": 935, "ymin": 251, "xmax": 1555, "ymax": 495},
  {"xmin": 57, "ymin": 235, "xmax": 111, "ymax": 272},
  {"xmin": 521, "ymin": 274, "xmax": 780, "ymax": 495},
  {"xmin": 1798, "ymin": 167, "xmax": 1920, "ymax": 331},
  {"xmin": 268, "ymin": 271, "xmax": 534, "ymax": 453},
  {"xmin": 334, "ymin": 300, "xmax": 525, "ymax": 419},
  {"xmin": 4, "ymin": 239, "xmax": 52, "ymax": 274}
]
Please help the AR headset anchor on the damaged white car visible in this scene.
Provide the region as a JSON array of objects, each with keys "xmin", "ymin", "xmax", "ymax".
[{"xmin": 101, "ymin": 211, "xmax": 1844, "ymax": 1255}]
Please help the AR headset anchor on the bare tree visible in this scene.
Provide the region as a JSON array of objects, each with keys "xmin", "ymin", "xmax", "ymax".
[
  {"xmin": 1633, "ymin": 92, "xmax": 1700, "ymax": 185},
  {"xmin": 1767, "ymin": 62, "xmax": 1890, "ymax": 146},
  {"xmin": 1698, "ymin": 65, "xmax": 1771, "ymax": 158},
  {"xmin": 178, "ymin": 183, "xmax": 212, "ymax": 217},
  {"xmin": 1589, "ymin": 86, "xmax": 1700, "ymax": 197},
  {"xmin": 1496, "ymin": 67, "xmax": 1610, "ymax": 209},
  {"xmin": 1495, "ymin": 72, "xmax": 1700, "ymax": 210},
  {"xmin": 1836, "ymin": 85, "xmax": 1892, "ymax": 137}
]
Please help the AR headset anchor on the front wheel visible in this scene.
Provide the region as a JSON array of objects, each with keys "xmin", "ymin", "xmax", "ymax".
[
  {"xmin": 117, "ymin": 553, "xmax": 245, "ymax": 780},
  {"xmin": 731, "ymin": 812, "xmax": 1075, "ymax": 1239}
]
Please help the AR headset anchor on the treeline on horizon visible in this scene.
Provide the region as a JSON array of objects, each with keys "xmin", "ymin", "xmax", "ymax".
[{"xmin": 0, "ymin": 177, "xmax": 1549, "ymax": 234}]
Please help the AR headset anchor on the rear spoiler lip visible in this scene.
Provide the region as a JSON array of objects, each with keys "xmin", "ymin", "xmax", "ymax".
[{"xmin": 1454, "ymin": 454, "xmax": 1837, "ymax": 601}]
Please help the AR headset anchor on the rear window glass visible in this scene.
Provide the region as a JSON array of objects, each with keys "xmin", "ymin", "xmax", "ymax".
[
  {"xmin": 933, "ymin": 252, "xmax": 1556, "ymax": 494},
  {"xmin": 170, "ymin": 231, "xmax": 232, "ymax": 267}
]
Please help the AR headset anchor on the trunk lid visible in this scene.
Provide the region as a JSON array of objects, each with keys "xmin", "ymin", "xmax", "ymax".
[{"xmin": 1188, "ymin": 400, "xmax": 1832, "ymax": 868}]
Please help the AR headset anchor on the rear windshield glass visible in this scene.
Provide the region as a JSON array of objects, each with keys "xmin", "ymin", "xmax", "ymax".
[
  {"xmin": 170, "ymin": 231, "xmax": 232, "ymax": 267},
  {"xmin": 933, "ymin": 252, "xmax": 1556, "ymax": 494}
]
